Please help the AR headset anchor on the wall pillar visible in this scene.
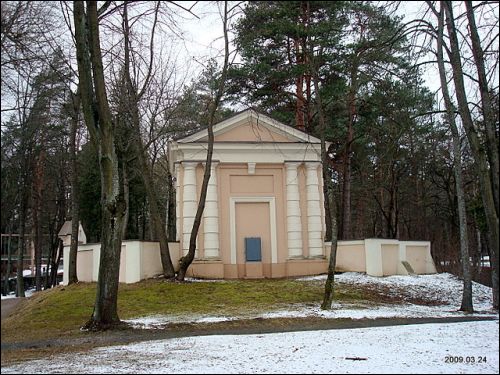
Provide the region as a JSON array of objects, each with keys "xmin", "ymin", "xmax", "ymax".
[
  {"xmin": 365, "ymin": 239, "xmax": 383, "ymax": 276},
  {"xmin": 306, "ymin": 162, "xmax": 324, "ymax": 257},
  {"xmin": 174, "ymin": 163, "xmax": 181, "ymax": 242},
  {"xmin": 203, "ymin": 162, "xmax": 220, "ymax": 258},
  {"xmin": 182, "ymin": 162, "xmax": 198, "ymax": 256},
  {"xmin": 398, "ymin": 242, "xmax": 408, "ymax": 275},
  {"xmin": 286, "ymin": 162, "xmax": 303, "ymax": 258}
]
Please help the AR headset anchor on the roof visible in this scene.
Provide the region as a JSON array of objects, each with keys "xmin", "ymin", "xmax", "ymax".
[
  {"xmin": 58, "ymin": 221, "xmax": 73, "ymax": 236},
  {"xmin": 175, "ymin": 108, "xmax": 322, "ymax": 144},
  {"xmin": 58, "ymin": 221, "xmax": 85, "ymax": 236}
]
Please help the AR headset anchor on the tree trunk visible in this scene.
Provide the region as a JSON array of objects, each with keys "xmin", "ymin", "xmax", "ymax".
[
  {"xmin": 16, "ymin": 156, "xmax": 30, "ymax": 297},
  {"xmin": 444, "ymin": 1, "xmax": 499, "ymax": 309},
  {"xmin": 16, "ymin": 227, "xmax": 25, "ymax": 297},
  {"xmin": 33, "ymin": 148, "xmax": 46, "ymax": 291},
  {"xmin": 121, "ymin": 1, "xmax": 175, "ymax": 278},
  {"xmin": 50, "ymin": 239, "xmax": 63, "ymax": 287},
  {"xmin": 341, "ymin": 62, "xmax": 358, "ymax": 240},
  {"xmin": 44, "ymin": 237, "xmax": 53, "ymax": 289},
  {"xmin": 294, "ymin": 36, "xmax": 305, "ymax": 131},
  {"xmin": 74, "ymin": 1, "xmax": 125, "ymax": 330},
  {"xmin": 68, "ymin": 90, "xmax": 80, "ymax": 285},
  {"xmin": 177, "ymin": 1, "xmax": 230, "ymax": 281},
  {"xmin": 388, "ymin": 167, "xmax": 399, "ymax": 239},
  {"xmin": 436, "ymin": 3, "xmax": 473, "ymax": 312},
  {"xmin": 166, "ymin": 168, "xmax": 177, "ymax": 241},
  {"xmin": 323, "ymin": 166, "xmax": 332, "ymax": 242},
  {"xmin": 121, "ymin": 162, "xmax": 129, "ymax": 240},
  {"xmin": 136, "ymin": 138, "xmax": 176, "ymax": 277},
  {"xmin": 3, "ymin": 230, "xmax": 13, "ymax": 295},
  {"xmin": 310, "ymin": 60, "xmax": 338, "ymax": 310},
  {"xmin": 47, "ymin": 167, "xmax": 67, "ymax": 289},
  {"xmin": 465, "ymin": 1, "xmax": 499, "ymax": 214}
]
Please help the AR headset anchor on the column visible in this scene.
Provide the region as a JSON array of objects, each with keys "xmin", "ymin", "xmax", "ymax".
[
  {"xmin": 203, "ymin": 162, "xmax": 220, "ymax": 258},
  {"xmin": 175, "ymin": 163, "xmax": 181, "ymax": 242},
  {"xmin": 306, "ymin": 162, "xmax": 324, "ymax": 257},
  {"xmin": 286, "ymin": 162, "xmax": 303, "ymax": 258},
  {"xmin": 182, "ymin": 162, "xmax": 198, "ymax": 256}
]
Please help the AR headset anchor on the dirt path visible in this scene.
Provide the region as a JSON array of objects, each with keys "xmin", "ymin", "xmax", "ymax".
[
  {"xmin": 1, "ymin": 298, "xmax": 25, "ymax": 321},
  {"xmin": 2, "ymin": 315, "xmax": 497, "ymax": 352}
]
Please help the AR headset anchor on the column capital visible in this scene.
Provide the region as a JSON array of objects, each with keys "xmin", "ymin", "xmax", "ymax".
[
  {"xmin": 285, "ymin": 161, "xmax": 302, "ymax": 169},
  {"xmin": 201, "ymin": 161, "xmax": 219, "ymax": 168},
  {"xmin": 305, "ymin": 161, "xmax": 321, "ymax": 170},
  {"xmin": 182, "ymin": 161, "xmax": 199, "ymax": 169}
]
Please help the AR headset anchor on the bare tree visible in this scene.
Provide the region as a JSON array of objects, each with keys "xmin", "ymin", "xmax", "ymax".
[
  {"xmin": 443, "ymin": 1, "xmax": 499, "ymax": 309},
  {"xmin": 465, "ymin": 1, "xmax": 499, "ymax": 214},
  {"xmin": 309, "ymin": 54, "xmax": 339, "ymax": 310},
  {"xmin": 176, "ymin": 1, "xmax": 231, "ymax": 281},
  {"xmin": 74, "ymin": 1, "xmax": 126, "ymax": 330},
  {"xmin": 431, "ymin": 1, "xmax": 473, "ymax": 312},
  {"xmin": 68, "ymin": 90, "xmax": 81, "ymax": 285},
  {"xmin": 119, "ymin": 1, "xmax": 177, "ymax": 278},
  {"xmin": 464, "ymin": 0, "xmax": 499, "ymax": 309}
]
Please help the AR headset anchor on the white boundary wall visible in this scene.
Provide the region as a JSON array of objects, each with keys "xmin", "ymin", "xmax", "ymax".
[
  {"xmin": 63, "ymin": 238, "xmax": 435, "ymax": 284},
  {"xmin": 63, "ymin": 241, "xmax": 180, "ymax": 285},
  {"xmin": 331, "ymin": 239, "xmax": 436, "ymax": 276}
]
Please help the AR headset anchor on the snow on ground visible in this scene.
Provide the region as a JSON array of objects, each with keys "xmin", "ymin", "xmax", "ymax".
[
  {"xmin": 333, "ymin": 272, "xmax": 493, "ymax": 310},
  {"xmin": 2, "ymin": 320, "xmax": 498, "ymax": 374},
  {"xmin": 1, "ymin": 288, "xmax": 36, "ymax": 300},
  {"xmin": 2, "ymin": 272, "xmax": 499, "ymax": 374}
]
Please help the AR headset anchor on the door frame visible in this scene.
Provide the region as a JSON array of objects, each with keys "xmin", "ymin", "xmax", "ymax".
[{"xmin": 229, "ymin": 196, "xmax": 277, "ymax": 265}]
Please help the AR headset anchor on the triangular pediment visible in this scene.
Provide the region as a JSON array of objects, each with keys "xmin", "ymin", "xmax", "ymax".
[{"xmin": 177, "ymin": 109, "xmax": 320, "ymax": 144}]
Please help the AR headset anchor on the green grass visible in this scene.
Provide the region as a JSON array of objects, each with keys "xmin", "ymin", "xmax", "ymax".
[{"xmin": 1, "ymin": 277, "xmax": 366, "ymax": 344}]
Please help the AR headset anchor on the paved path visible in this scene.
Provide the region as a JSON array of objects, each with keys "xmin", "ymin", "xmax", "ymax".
[{"xmin": 1, "ymin": 298, "xmax": 24, "ymax": 321}]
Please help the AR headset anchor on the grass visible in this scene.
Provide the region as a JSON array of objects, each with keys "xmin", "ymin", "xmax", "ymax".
[{"xmin": 1, "ymin": 276, "xmax": 367, "ymax": 345}]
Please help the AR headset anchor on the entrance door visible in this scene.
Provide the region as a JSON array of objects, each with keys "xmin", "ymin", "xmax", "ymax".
[{"xmin": 235, "ymin": 202, "xmax": 271, "ymax": 278}]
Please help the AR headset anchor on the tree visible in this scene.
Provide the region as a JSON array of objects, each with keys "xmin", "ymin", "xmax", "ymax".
[
  {"xmin": 2, "ymin": 1, "xmax": 60, "ymax": 297},
  {"xmin": 68, "ymin": 90, "xmax": 81, "ymax": 285},
  {"xmin": 176, "ymin": 1, "xmax": 232, "ymax": 281},
  {"xmin": 77, "ymin": 142, "xmax": 102, "ymax": 243},
  {"xmin": 229, "ymin": 1, "xmax": 346, "ymax": 129},
  {"xmin": 433, "ymin": 1, "xmax": 472, "ymax": 312},
  {"xmin": 74, "ymin": 1, "xmax": 126, "ymax": 330},
  {"xmin": 1, "ymin": 116, "xmax": 29, "ymax": 297},
  {"xmin": 307, "ymin": 46, "xmax": 339, "ymax": 310},
  {"xmin": 26, "ymin": 52, "xmax": 73, "ymax": 291},
  {"xmin": 337, "ymin": 2, "xmax": 408, "ymax": 240},
  {"xmin": 118, "ymin": 1, "xmax": 176, "ymax": 279},
  {"xmin": 443, "ymin": 1, "xmax": 499, "ymax": 309},
  {"xmin": 358, "ymin": 76, "xmax": 435, "ymax": 239},
  {"xmin": 464, "ymin": 0, "xmax": 499, "ymax": 308},
  {"xmin": 464, "ymin": 1, "xmax": 499, "ymax": 214}
]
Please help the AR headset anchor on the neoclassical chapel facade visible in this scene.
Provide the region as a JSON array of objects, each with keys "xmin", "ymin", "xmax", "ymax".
[{"xmin": 168, "ymin": 108, "xmax": 329, "ymax": 278}]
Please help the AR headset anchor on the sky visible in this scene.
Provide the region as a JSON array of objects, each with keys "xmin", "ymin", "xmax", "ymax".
[{"xmin": 2, "ymin": 272, "xmax": 499, "ymax": 374}]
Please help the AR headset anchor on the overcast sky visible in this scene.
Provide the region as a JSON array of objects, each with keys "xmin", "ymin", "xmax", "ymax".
[{"xmin": 179, "ymin": 1, "xmax": 442, "ymax": 92}]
